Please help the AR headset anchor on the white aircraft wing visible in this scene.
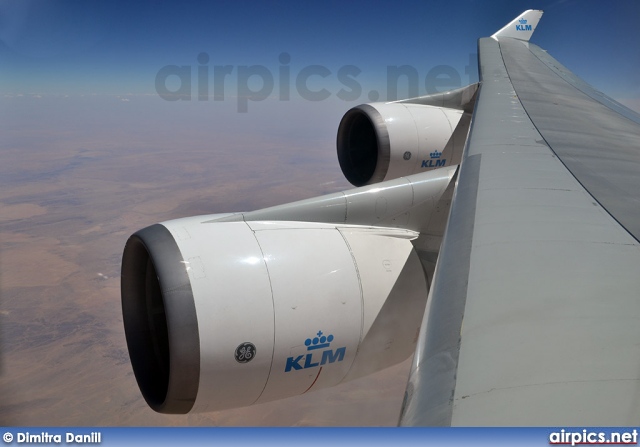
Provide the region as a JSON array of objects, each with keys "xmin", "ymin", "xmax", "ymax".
[{"xmin": 399, "ymin": 10, "xmax": 640, "ymax": 425}]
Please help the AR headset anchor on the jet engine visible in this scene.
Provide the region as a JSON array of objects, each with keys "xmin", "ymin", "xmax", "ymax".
[
  {"xmin": 122, "ymin": 218, "xmax": 429, "ymax": 414},
  {"xmin": 337, "ymin": 93, "xmax": 474, "ymax": 186},
  {"xmin": 120, "ymin": 87, "xmax": 467, "ymax": 414}
]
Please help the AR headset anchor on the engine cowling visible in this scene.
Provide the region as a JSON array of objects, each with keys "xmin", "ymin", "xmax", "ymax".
[
  {"xmin": 337, "ymin": 102, "xmax": 464, "ymax": 186},
  {"xmin": 121, "ymin": 218, "xmax": 428, "ymax": 414}
]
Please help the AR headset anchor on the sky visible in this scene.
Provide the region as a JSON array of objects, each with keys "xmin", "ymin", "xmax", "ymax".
[
  {"xmin": 1, "ymin": 0, "xmax": 640, "ymax": 427},
  {"xmin": 1, "ymin": 0, "xmax": 639, "ymax": 108}
]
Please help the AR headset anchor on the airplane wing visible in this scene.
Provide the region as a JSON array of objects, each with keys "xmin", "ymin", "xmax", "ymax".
[{"xmin": 399, "ymin": 10, "xmax": 640, "ymax": 425}]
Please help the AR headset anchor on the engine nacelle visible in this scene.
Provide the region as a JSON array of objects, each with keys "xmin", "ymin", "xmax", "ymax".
[
  {"xmin": 337, "ymin": 102, "xmax": 464, "ymax": 186},
  {"xmin": 122, "ymin": 218, "xmax": 428, "ymax": 414}
]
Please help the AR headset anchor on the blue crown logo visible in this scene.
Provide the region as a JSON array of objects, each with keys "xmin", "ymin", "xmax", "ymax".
[
  {"xmin": 519, "ymin": 18, "xmax": 528, "ymax": 24},
  {"xmin": 430, "ymin": 150, "xmax": 442, "ymax": 159},
  {"xmin": 305, "ymin": 330, "xmax": 334, "ymax": 351}
]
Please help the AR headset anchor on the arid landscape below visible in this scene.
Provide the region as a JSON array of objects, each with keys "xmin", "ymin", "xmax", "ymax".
[{"xmin": 0, "ymin": 95, "xmax": 412, "ymax": 426}]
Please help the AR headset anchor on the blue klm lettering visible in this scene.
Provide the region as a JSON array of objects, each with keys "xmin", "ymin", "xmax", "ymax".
[
  {"xmin": 285, "ymin": 330, "xmax": 346, "ymax": 372},
  {"xmin": 285, "ymin": 347, "xmax": 346, "ymax": 372},
  {"xmin": 421, "ymin": 159, "xmax": 447, "ymax": 168}
]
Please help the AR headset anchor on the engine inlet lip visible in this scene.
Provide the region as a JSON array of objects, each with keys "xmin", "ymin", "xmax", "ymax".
[
  {"xmin": 337, "ymin": 104, "xmax": 391, "ymax": 186},
  {"xmin": 121, "ymin": 223, "xmax": 200, "ymax": 414}
]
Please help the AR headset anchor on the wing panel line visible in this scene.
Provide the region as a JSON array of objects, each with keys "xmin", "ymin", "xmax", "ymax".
[{"xmin": 496, "ymin": 37, "xmax": 640, "ymax": 244}]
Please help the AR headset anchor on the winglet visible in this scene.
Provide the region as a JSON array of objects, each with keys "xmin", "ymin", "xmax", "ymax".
[{"xmin": 491, "ymin": 9, "xmax": 543, "ymax": 41}]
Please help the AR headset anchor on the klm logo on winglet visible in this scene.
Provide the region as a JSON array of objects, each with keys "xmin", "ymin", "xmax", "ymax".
[
  {"xmin": 284, "ymin": 330, "xmax": 346, "ymax": 372},
  {"xmin": 421, "ymin": 150, "xmax": 447, "ymax": 168},
  {"xmin": 516, "ymin": 18, "xmax": 532, "ymax": 32}
]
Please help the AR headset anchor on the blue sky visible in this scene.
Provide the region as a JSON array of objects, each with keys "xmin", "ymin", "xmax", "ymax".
[{"xmin": 1, "ymin": 0, "xmax": 639, "ymax": 109}]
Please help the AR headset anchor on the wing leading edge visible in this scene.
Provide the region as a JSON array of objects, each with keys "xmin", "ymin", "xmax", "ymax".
[{"xmin": 400, "ymin": 11, "xmax": 640, "ymax": 425}]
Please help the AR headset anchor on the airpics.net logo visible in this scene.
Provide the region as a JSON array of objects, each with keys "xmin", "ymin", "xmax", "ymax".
[
  {"xmin": 549, "ymin": 429, "xmax": 638, "ymax": 446},
  {"xmin": 155, "ymin": 52, "xmax": 478, "ymax": 112}
]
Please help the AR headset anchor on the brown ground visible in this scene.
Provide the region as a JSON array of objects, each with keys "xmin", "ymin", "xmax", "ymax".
[{"xmin": 0, "ymin": 95, "xmax": 411, "ymax": 426}]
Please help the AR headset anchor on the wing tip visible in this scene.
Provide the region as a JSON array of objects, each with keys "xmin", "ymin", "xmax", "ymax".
[{"xmin": 491, "ymin": 9, "xmax": 544, "ymax": 42}]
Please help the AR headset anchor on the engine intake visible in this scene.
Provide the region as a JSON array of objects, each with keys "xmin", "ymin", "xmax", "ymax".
[
  {"xmin": 337, "ymin": 102, "xmax": 464, "ymax": 186},
  {"xmin": 121, "ymin": 224, "xmax": 200, "ymax": 414}
]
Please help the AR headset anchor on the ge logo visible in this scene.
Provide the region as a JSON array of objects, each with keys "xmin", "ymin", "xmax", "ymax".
[
  {"xmin": 403, "ymin": 151, "xmax": 412, "ymax": 160},
  {"xmin": 3, "ymin": 432, "xmax": 13, "ymax": 443},
  {"xmin": 235, "ymin": 342, "xmax": 256, "ymax": 363}
]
